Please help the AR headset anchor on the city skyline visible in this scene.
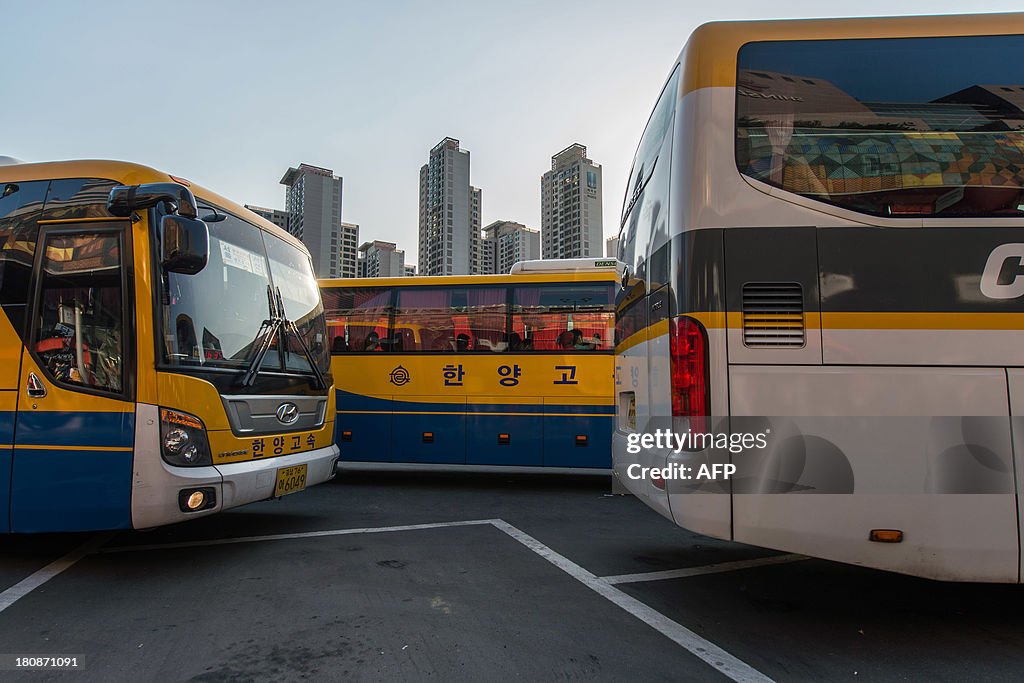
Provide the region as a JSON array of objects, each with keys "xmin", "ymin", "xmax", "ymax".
[{"xmin": 4, "ymin": 1, "xmax": 1022, "ymax": 264}]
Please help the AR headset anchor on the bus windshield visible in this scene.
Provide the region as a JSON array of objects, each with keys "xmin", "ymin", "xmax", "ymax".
[
  {"xmin": 735, "ymin": 34, "xmax": 1024, "ymax": 218},
  {"xmin": 160, "ymin": 209, "xmax": 329, "ymax": 376}
]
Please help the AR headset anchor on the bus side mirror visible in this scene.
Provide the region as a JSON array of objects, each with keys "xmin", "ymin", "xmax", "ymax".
[
  {"xmin": 108, "ymin": 182, "xmax": 200, "ymax": 219},
  {"xmin": 107, "ymin": 182, "xmax": 210, "ymax": 275},
  {"xmin": 161, "ymin": 214, "xmax": 209, "ymax": 275}
]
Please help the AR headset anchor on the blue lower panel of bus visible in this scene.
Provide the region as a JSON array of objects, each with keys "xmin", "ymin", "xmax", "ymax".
[
  {"xmin": 467, "ymin": 401, "xmax": 544, "ymax": 466},
  {"xmin": 543, "ymin": 411, "xmax": 614, "ymax": 468},
  {"xmin": 335, "ymin": 393, "xmax": 392, "ymax": 462},
  {"xmin": 336, "ymin": 390, "xmax": 613, "ymax": 468},
  {"xmin": 10, "ymin": 411, "xmax": 135, "ymax": 533},
  {"xmin": 11, "ymin": 449, "xmax": 133, "ymax": 532},
  {"xmin": 393, "ymin": 402, "xmax": 466, "ymax": 464},
  {"xmin": 0, "ymin": 408, "xmax": 13, "ymax": 533}
]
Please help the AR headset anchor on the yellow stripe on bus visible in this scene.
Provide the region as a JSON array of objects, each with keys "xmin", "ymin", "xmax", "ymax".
[{"xmin": 615, "ymin": 310, "xmax": 1024, "ymax": 352}]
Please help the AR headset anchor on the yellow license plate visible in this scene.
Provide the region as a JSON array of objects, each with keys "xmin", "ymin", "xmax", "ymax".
[
  {"xmin": 627, "ymin": 396, "xmax": 637, "ymax": 430},
  {"xmin": 275, "ymin": 464, "xmax": 308, "ymax": 497}
]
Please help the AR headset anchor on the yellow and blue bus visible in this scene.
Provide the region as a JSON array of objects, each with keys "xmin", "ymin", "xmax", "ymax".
[
  {"xmin": 320, "ymin": 259, "xmax": 618, "ymax": 469},
  {"xmin": 0, "ymin": 159, "xmax": 338, "ymax": 533}
]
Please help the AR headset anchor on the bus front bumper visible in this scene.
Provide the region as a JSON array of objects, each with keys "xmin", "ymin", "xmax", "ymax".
[
  {"xmin": 218, "ymin": 445, "xmax": 340, "ymax": 511},
  {"xmin": 131, "ymin": 439, "xmax": 339, "ymax": 529}
]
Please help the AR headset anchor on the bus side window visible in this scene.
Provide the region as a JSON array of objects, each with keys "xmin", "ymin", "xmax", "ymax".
[
  {"xmin": 322, "ymin": 287, "xmax": 391, "ymax": 354},
  {"xmin": 621, "ymin": 65, "xmax": 679, "ymax": 283},
  {"xmin": 31, "ymin": 229, "xmax": 125, "ymax": 394},
  {"xmin": 0, "ymin": 180, "xmax": 49, "ymax": 338},
  {"xmin": 395, "ymin": 286, "xmax": 506, "ymax": 353},
  {"xmin": 512, "ymin": 284, "xmax": 615, "ymax": 352}
]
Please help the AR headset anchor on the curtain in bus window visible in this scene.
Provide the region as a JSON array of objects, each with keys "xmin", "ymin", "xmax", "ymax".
[
  {"xmin": 395, "ymin": 288, "xmax": 452, "ymax": 351},
  {"xmin": 467, "ymin": 288, "xmax": 506, "ymax": 352},
  {"xmin": 512, "ymin": 284, "xmax": 614, "ymax": 351},
  {"xmin": 323, "ymin": 288, "xmax": 391, "ymax": 353}
]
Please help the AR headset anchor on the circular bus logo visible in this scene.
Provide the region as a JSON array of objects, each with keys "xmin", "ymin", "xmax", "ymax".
[
  {"xmin": 389, "ymin": 365, "xmax": 410, "ymax": 386},
  {"xmin": 275, "ymin": 402, "xmax": 300, "ymax": 425}
]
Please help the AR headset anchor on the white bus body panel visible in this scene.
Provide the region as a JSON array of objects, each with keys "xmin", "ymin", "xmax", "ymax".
[
  {"xmin": 131, "ymin": 403, "xmax": 339, "ymax": 529},
  {"xmin": 730, "ymin": 367, "xmax": 1018, "ymax": 582},
  {"xmin": 613, "ymin": 335, "xmax": 671, "ymax": 520}
]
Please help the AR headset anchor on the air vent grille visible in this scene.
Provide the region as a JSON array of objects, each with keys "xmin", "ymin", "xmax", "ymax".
[{"xmin": 742, "ymin": 282, "xmax": 805, "ymax": 348}]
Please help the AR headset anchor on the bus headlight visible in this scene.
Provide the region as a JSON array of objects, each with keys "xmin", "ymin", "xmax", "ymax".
[
  {"xmin": 160, "ymin": 408, "xmax": 212, "ymax": 467},
  {"xmin": 163, "ymin": 428, "xmax": 190, "ymax": 453}
]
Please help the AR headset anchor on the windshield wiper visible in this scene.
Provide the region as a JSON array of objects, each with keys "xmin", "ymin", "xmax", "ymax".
[
  {"xmin": 278, "ymin": 289, "xmax": 328, "ymax": 390},
  {"xmin": 236, "ymin": 286, "xmax": 327, "ymax": 390},
  {"xmin": 236, "ymin": 285, "xmax": 283, "ymax": 388}
]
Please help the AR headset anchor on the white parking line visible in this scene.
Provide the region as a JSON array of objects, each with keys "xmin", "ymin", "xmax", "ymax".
[
  {"xmin": 98, "ymin": 519, "xmax": 496, "ymax": 553},
  {"xmin": 5, "ymin": 519, "xmax": 776, "ymax": 683},
  {"xmin": 0, "ymin": 534, "xmax": 112, "ymax": 615},
  {"xmin": 491, "ymin": 520, "xmax": 774, "ymax": 683},
  {"xmin": 602, "ymin": 554, "xmax": 808, "ymax": 585}
]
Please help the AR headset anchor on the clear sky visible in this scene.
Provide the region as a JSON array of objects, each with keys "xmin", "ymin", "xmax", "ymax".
[{"xmin": 4, "ymin": 1, "xmax": 1021, "ymax": 263}]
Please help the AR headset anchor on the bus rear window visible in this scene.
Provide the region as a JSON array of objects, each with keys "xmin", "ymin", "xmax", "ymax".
[{"xmin": 735, "ymin": 35, "xmax": 1024, "ymax": 218}]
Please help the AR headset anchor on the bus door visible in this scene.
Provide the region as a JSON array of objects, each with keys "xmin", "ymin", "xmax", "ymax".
[
  {"xmin": 0, "ymin": 277, "xmax": 22, "ymax": 533},
  {"xmin": 10, "ymin": 223, "xmax": 135, "ymax": 532},
  {"xmin": 0, "ymin": 311, "xmax": 17, "ymax": 533},
  {"xmin": 0, "ymin": 179, "xmax": 51, "ymax": 532}
]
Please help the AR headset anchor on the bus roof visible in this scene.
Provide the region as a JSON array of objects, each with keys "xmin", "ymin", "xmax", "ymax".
[
  {"xmin": 0, "ymin": 159, "xmax": 306, "ymax": 252},
  {"xmin": 320, "ymin": 269, "xmax": 620, "ymax": 290},
  {"xmin": 509, "ymin": 258, "xmax": 625, "ymax": 277},
  {"xmin": 680, "ymin": 12, "xmax": 1024, "ymax": 96}
]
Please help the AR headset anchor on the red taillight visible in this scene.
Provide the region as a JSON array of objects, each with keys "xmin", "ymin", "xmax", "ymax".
[{"xmin": 669, "ymin": 316, "xmax": 709, "ymax": 433}]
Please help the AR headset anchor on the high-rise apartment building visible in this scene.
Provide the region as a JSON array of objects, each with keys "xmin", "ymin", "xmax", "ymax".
[
  {"xmin": 404, "ymin": 264, "xmax": 417, "ymax": 277},
  {"xmin": 338, "ymin": 222, "xmax": 359, "ymax": 278},
  {"xmin": 605, "ymin": 235, "xmax": 620, "ymax": 259},
  {"xmin": 280, "ymin": 163, "xmax": 344, "ymax": 278},
  {"xmin": 245, "ymin": 205, "xmax": 290, "ymax": 232},
  {"xmin": 481, "ymin": 220, "xmax": 540, "ymax": 275},
  {"xmin": 540, "ymin": 144, "xmax": 602, "ymax": 259},
  {"xmin": 418, "ymin": 137, "xmax": 482, "ymax": 276},
  {"xmin": 358, "ymin": 240, "xmax": 406, "ymax": 278}
]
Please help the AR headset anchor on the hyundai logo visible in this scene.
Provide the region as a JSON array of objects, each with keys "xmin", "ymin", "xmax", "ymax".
[{"xmin": 276, "ymin": 402, "xmax": 300, "ymax": 425}]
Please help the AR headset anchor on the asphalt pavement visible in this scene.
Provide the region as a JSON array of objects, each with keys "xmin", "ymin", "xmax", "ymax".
[{"xmin": 2, "ymin": 470, "xmax": 1023, "ymax": 682}]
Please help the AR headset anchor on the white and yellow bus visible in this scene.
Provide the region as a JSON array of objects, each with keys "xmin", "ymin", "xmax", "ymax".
[
  {"xmin": 321, "ymin": 259, "xmax": 618, "ymax": 469},
  {"xmin": 0, "ymin": 159, "xmax": 338, "ymax": 532},
  {"xmin": 614, "ymin": 14, "xmax": 1024, "ymax": 581}
]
